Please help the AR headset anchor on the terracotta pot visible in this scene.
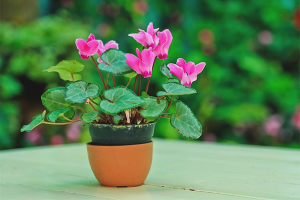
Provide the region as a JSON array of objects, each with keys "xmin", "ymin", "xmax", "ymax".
[{"xmin": 87, "ymin": 141, "xmax": 153, "ymax": 187}]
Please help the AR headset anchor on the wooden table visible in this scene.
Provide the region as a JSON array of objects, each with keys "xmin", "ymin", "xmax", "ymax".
[{"xmin": 1, "ymin": 138, "xmax": 299, "ymax": 200}]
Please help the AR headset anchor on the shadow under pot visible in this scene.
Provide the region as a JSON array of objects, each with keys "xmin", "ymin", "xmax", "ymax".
[{"xmin": 86, "ymin": 123, "xmax": 156, "ymax": 187}]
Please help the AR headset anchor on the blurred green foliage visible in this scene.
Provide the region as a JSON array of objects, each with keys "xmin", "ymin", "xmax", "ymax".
[{"xmin": 0, "ymin": 0, "xmax": 299, "ymax": 149}]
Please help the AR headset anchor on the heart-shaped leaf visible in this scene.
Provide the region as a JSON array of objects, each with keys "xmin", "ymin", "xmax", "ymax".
[
  {"xmin": 98, "ymin": 49, "xmax": 133, "ymax": 75},
  {"xmin": 140, "ymin": 97, "xmax": 168, "ymax": 118},
  {"xmin": 157, "ymin": 83, "xmax": 196, "ymax": 96},
  {"xmin": 65, "ymin": 81, "xmax": 101, "ymax": 103},
  {"xmin": 44, "ymin": 60, "xmax": 84, "ymax": 81},
  {"xmin": 99, "ymin": 86, "xmax": 144, "ymax": 115},
  {"xmin": 41, "ymin": 88, "xmax": 75, "ymax": 122},
  {"xmin": 170, "ymin": 101, "xmax": 202, "ymax": 139},
  {"xmin": 160, "ymin": 62, "xmax": 173, "ymax": 78},
  {"xmin": 167, "ymin": 78, "xmax": 180, "ymax": 84},
  {"xmin": 81, "ymin": 111, "xmax": 100, "ymax": 123},
  {"xmin": 113, "ymin": 115, "xmax": 124, "ymax": 124},
  {"xmin": 21, "ymin": 112, "xmax": 45, "ymax": 132},
  {"xmin": 47, "ymin": 107, "xmax": 74, "ymax": 122}
]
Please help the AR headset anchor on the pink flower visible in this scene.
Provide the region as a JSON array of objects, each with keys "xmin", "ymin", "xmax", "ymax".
[
  {"xmin": 167, "ymin": 58, "xmax": 206, "ymax": 87},
  {"xmin": 154, "ymin": 29, "xmax": 173, "ymax": 60},
  {"xmin": 97, "ymin": 40, "xmax": 119, "ymax": 63},
  {"xmin": 125, "ymin": 48, "xmax": 156, "ymax": 78},
  {"xmin": 129, "ymin": 22, "xmax": 159, "ymax": 48},
  {"xmin": 75, "ymin": 33, "xmax": 100, "ymax": 59},
  {"xmin": 264, "ymin": 115, "xmax": 283, "ymax": 136},
  {"xmin": 291, "ymin": 106, "xmax": 300, "ymax": 131}
]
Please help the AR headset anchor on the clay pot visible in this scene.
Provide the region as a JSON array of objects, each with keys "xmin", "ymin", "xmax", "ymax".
[{"xmin": 86, "ymin": 123, "xmax": 155, "ymax": 187}]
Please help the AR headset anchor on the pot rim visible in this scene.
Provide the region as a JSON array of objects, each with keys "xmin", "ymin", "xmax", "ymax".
[
  {"xmin": 89, "ymin": 122, "xmax": 156, "ymax": 128},
  {"xmin": 86, "ymin": 141, "xmax": 153, "ymax": 147}
]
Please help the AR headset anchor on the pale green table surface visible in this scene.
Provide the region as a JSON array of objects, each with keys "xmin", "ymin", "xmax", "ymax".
[{"xmin": 0, "ymin": 138, "xmax": 299, "ymax": 200}]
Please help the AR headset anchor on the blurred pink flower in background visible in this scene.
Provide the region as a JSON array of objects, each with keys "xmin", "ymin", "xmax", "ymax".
[
  {"xmin": 291, "ymin": 106, "xmax": 300, "ymax": 131},
  {"xmin": 125, "ymin": 48, "xmax": 156, "ymax": 78},
  {"xmin": 97, "ymin": 23, "xmax": 112, "ymax": 38},
  {"xmin": 198, "ymin": 29, "xmax": 215, "ymax": 45},
  {"xmin": 50, "ymin": 135, "xmax": 64, "ymax": 145},
  {"xmin": 132, "ymin": 0, "xmax": 149, "ymax": 14},
  {"xmin": 97, "ymin": 40, "xmax": 119, "ymax": 63},
  {"xmin": 26, "ymin": 126, "xmax": 43, "ymax": 145},
  {"xmin": 66, "ymin": 121, "xmax": 82, "ymax": 142},
  {"xmin": 258, "ymin": 31, "xmax": 273, "ymax": 45},
  {"xmin": 75, "ymin": 34, "xmax": 100, "ymax": 59},
  {"xmin": 203, "ymin": 133, "xmax": 216, "ymax": 142},
  {"xmin": 167, "ymin": 58, "xmax": 206, "ymax": 87},
  {"xmin": 263, "ymin": 115, "xmax": 283, "ymax": 136}
]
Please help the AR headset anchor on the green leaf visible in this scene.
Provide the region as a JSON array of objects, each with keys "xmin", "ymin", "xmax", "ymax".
[
  {"xmin": 81, "ymin": 111, "xmax": 100, "ymax": 123},
  {"xmin": 141, "ymin": 92, "xmax": 149, "ymax": 98},
  {"xmin": 41, "ymin": 87, "xmax": 76, "ymax": 122},
  {"xmin": 44, "ymin": 60, "xmax": 84, "ymax": 81},
  {"xmin": 47, "ymin": 107, "xmax": 71, "ymax": 122},
  {"xmin": 113, "ymin": 115, "xmax": 124, "ymax": 124},
  {"xmin": 166, "ymin": 95, "xmax": 179, "ymax": 102},
  {"xmin": 65, "ymin": 81, "xmax": 101, "ymax": 103},
  {"xmin": 41, "ymin": 87, "xmax": 70, "ymax": 111},
  {"xmin": 21, "ymin": 113, "xmax": 45, "ymax": 132},
  {"xmin": 140, "ymin": 97, "xmax": 168, "ymax": 118},
  {"xmin": 167, "ymin": 78, "xmax": 180, "ymax": 84},
  {"xmin": 160, "ymin": 62, "xmax": 173, "ymax": 78},
  {"xmin": 124, "ymin": 71, "xmax": 137, "ymax": 79},
  {"xmin": 157, "ymin": 83, "xmax": 196, "ymax": 96},
  {"xmin": 99, "ymin": 86, "xmax": 144, "ymax": 115},
  {"xmin": 170, "ymin": 101, "xmax": 202, "ymax": 139},
  {"xmin": 98, "ymin": 49, "xmax": 133, "ymax": 75}
]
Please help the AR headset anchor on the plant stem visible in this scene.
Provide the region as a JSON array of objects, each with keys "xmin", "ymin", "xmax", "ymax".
[
  {"xmin": 105, "ymin": 73, "xmax": 109, "ymax": 85},
  {"xmin": 89, "ymin": 98, "xmax": 98, "ymax": 105},
  {"xmin": 138, "ymin": 74, "xmax": 141, "ymax": 96},
  {"xmin": 43, "ymin": 120, "xmax": 81, "ymax": 125},
  {"xmin": 71, "ymin": 73, "xmax": 75, "ymax": 82},
  {"xmin": 156, "ymin": 96, "xmax": 165, "ymax": 100},
  {"xmin": 133, "ymin": 75, "xmax": 138, "ymax": 94},
  {"xmin": 164, "ymin": 101, "xmax": 172, "ymax": 113},
  {"xmin": 89, "ymin": 102, "xmax": 106, "ymax": 121},
  {"xmin": 126, "ymin": 78, "xmax": 132, "ymax": 87},
  {"xmin": 145, "ymin": 77, "xmax": 151, "ymax": 94},
  {"xmin": 91, "ymin": 56, "xmax": 107, "ymax": 90},
  {"xmin": 111, "ymin": 74, "xmax": 116, "ymax": 87},
  {"xmin": 62, "ymin": 116, "xmax": 73, "ymax": 122},
  {"xmin": 161, "ymin": 115, "xmax": 170, "ymax": 119},
  {"xmin": 72, "ymin": 106, "xmax": 87, "ymax": 113}
]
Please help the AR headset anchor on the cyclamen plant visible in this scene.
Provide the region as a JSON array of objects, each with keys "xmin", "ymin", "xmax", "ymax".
[{"xmin": 21, "ymin": 22, "xmax": 206, "ymax": 139}]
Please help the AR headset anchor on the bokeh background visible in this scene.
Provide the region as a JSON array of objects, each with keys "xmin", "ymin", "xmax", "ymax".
[{"xmin": 0, "ymin": 0, "xmax": 299, "ymax": 150}]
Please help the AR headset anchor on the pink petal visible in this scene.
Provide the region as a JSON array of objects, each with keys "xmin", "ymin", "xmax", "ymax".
[
  {"xmin": 87, "ymin": 40, "xmax": 100, "ymax": 55},
  {"xmin": 140, "ymin": 48, "xmax": 155, "ymax": 75},
  {"xmin": 104, "ymin": 40, "xmax": 119, "ymax": 50},
  {"xmin": 185, "ymin": 62, "xmax": 196, "ymax": 75},
  {"xmin": 154, "ymin": 29, "xmax": 173, "ymax": 60},
  {"xmin": 141, "ymin": 62, "xmax": 152, "ymax": 78},
  {"xmin": 167, "ymin": 63, "xmax": 184, "ymax": 80},
  {"xmin": 80, "ymin": 54, "xmax": 89, "ymax": 59},
  {"xmin": 176, "ymin": 58, "xmax": 186, "ymax": 69},
  {"xmin": 190, "ymin": 62, "xmax": 206, "ymax": 82},
  {"xmin": 144, "ymin": 32, "xmax": 155, "ymax": 48},
  {"xmin": 125, "ymin": 53, "xmax": 142, "ymax": 74},
  {"xmin": 129, "ymin": 33, "xmax": 147, "ymax": 47},
  {"xmin": 147, "ymin": 22, "xmax": 154, "ymax": 34},
  {"xmin": 181, "ymin": 73, "xmax": 192, "ymax": 87},
  {"xmin": 87, "ymin": 34, "xmax": 95, "ymax": 42},
  {"xmin": 136, "ymin": 48, "xmax": 142, "ymax": 59},
  {"xmin": 194, "ymin": 62, "xmax": 206, "ymax": 74},
  {"xmin": 75, "ymin": 39, "xmax": 88, "ymax": 53}
]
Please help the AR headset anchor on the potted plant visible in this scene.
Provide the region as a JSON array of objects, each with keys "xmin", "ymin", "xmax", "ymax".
[{"xmin": 21, "ymin": 22, "xmax": 206, "ymax": 187}]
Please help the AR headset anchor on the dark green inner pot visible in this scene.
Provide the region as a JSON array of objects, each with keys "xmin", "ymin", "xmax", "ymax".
[{"xmin": 89, "ymin": 123, "xmax": 156, "ymax": 146}]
